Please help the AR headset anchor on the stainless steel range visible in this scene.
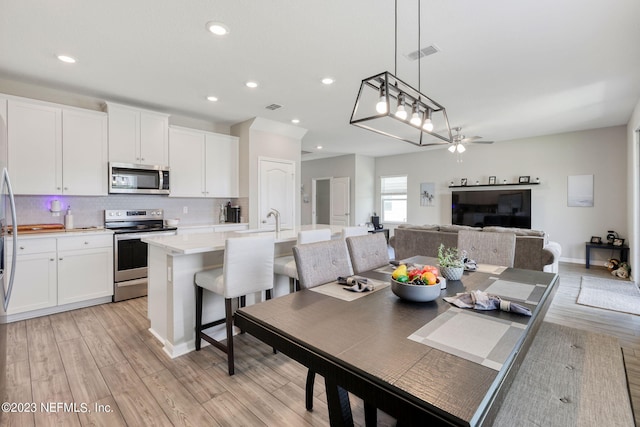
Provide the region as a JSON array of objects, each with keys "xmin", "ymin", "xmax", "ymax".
[{"xmin": 105, "ymin": 209, "xmax": 177, "ymax": 302}]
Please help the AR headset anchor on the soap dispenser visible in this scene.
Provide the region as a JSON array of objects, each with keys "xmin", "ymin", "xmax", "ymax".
[{"xmin": 64, "ymin": 206, "xmax": 74, "ymax": 229}]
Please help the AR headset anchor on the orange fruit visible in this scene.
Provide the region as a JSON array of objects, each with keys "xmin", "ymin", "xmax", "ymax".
[{"xmin": 421, "ymin": 271, "xmax": 437, "ymax": 285}]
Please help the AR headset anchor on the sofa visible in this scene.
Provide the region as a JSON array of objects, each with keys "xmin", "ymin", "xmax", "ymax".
[{"xmin": 391, "ymin": 224, "xmax": 561, "ymax": 272}]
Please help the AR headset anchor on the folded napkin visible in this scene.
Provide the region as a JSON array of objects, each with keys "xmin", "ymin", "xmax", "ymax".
[
  {"xmin": 337, "ymin": 276, "xmax": 374, "ymax": 292},
  {"xmin": 444, "ymin": 290, "xmax": 532, "ymax": 316}
]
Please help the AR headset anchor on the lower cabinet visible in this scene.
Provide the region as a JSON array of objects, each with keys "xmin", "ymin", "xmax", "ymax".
[{"xmin": 6, "ymin": 234, "xmax": 113, "ymax": 317}]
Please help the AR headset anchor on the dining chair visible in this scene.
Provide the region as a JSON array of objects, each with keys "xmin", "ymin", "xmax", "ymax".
[
  {"xmin": 341, "ymin": 225, "xmax": 369, "ymax": 239},
  {"xmin": 292, "ymin": 239, "xmax": 353, "ymax": 412},
  {"xmin": 194, "ymin": 235, "xmax": 275, "ymax": 375},
  {"xmin": 346, "ymin": 232, "xmax": 390, "ymax": 274},
  {"xmin": 273, "ymin": 228, "xmax": 332, "ymax": 292},
  {"xmin": 457, "ymin": 229, "xmax": 516, "ymax": 267}
]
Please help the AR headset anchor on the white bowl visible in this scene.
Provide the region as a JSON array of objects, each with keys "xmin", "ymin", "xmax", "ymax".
[
  {"xmin": 165, "ymin": 218, "xmax": 179, "ymax": 227},
  {"xmin": 390, "ymin": 277, "xmax": 442, "ymax": 302}
]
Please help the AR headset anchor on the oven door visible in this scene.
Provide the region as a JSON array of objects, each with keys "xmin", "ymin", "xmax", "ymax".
[{"xmin": 113, "ymin": 230, "xmax": 176, "ymax": 302}]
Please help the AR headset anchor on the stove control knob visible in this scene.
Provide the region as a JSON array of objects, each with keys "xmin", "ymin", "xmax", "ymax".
[{"xmin": 116, "ymin": 212, "xmax": 122, "ymax": 216}]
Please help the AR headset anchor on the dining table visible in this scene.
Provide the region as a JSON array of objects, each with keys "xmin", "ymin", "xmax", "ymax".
[{"xmin": 234, "ymin": 256, "xmax": 559, "ymax": 426}]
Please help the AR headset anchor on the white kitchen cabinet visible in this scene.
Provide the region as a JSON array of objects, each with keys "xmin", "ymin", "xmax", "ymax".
[
  {"xmin": 7, "ymin": 99, "xmax": 62, "ymax": 195},
  {"xmin": 5, "ymin": 238, "xmax": 58, "ymax": 315},
  {"xmin": 62, "ymin": 108, "xmax": 108, "ymax": 195},
  {"xmin": 106, "ymin": 102, "xmax": 169, "ymax": 166},
  {"xmin": 5, "ymin": 233, "xmax": 113, "ymax": 318},
  {"xmin": 57, "ymin": 234, "xmax": 113, "ymax": 305},
  {"xmin": 169, "ymin": 126, "xmax": 239, "ymax": 198},
  {"xmin": 6, "ymin": 97, "xmax": 108, "ymax": 195}
]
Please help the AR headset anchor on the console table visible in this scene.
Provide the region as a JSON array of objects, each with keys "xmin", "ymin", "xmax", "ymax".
[
  {"xmin": 368, "ymin": 228, "xmax": 389, "ymax": 243},
  {"xmin": 585, "ymin": 242, "xmax": 629, "ymax": 269}
]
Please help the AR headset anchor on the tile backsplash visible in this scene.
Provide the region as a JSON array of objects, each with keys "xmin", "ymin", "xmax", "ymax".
[{"xmin": 13, "ymin": 195, "xmax": 248, "ymax": 228}]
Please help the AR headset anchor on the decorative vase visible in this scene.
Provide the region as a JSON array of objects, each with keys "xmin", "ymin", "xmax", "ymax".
[{"xmin": 439, "ymin": 265, "xmax": 464, "ymax": 281}]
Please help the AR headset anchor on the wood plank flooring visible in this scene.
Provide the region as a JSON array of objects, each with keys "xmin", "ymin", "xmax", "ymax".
[{"xmin": 2, "ymin": 262, "xmax": 639, "ymax": 426}]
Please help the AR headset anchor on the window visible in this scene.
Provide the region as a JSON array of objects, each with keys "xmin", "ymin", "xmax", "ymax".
[{"xmin": 381, "ymin": 175, "xmax": 407, "ymax": 223}]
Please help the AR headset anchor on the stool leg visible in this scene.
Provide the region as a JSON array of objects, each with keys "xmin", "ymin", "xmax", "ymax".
[
  {"xmin": 225, "ymin": 298, "xmax": 235, "ymax": 375},
  {"xmin": 195, "ymin": 286, "xmax": 203, "ymax": 351}
]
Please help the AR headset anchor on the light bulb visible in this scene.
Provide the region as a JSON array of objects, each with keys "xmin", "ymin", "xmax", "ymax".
[
  {"xmin": 457, "ymin": 144, "xmax": 466, "ymax": 153},
  {"xmin": 448, "ymin": 145, "xmax": 456, "ymax": 153},
  {"xmin": 422, "ymin": 118, "xmax": 433, "ymax": 132},
  {"xmin": 376, "ymin": 96, "xmax": 388, "ymax": 114},
  {"xmin": 410, "ymin": 111, "xmax": 421, "ymax": 126},
  {"xmin": 395, "ymin": 104, "xmax": 407, "ymax": 120}
]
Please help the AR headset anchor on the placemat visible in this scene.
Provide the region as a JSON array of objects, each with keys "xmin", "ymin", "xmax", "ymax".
[
  {"xmin": 309, "ymin": 279, "xmax": 389, "ymax": 301},
  {"xmin": 483, "ymin": 279, "xmax": 546, "ymax": 305},
  {"xmin": 408, "ymin": 307, "xmax": 526, "ymax": 370}
]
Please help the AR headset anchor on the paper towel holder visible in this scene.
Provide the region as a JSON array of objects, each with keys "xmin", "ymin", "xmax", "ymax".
[{"xmin": 50, "ymin": 199, "xmax": 62, "ymax": 216}]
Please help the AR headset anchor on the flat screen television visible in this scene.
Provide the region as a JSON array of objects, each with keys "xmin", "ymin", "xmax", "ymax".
[{"xmin": 452, "ymin": 189, "xmax": 532, "ymax": 229}]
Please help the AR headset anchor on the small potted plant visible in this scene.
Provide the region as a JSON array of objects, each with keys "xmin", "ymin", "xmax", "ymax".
[{"xmin": 437, "ymin": 243, "xmax": 464, "ymax": 281}]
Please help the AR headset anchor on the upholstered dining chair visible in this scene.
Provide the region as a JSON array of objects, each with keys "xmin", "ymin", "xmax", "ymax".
[
  {"xmin": 346, "ymin": 233, "xmax": 390, "ymax": 274},
  {"xmin": 194, "ymin": 235, "xmax": 275, "ymax": 375},
  {"xmin": 341, "ymin": 225, "xmax": 369, "ymax": 239},
  {"xmin": 457, "ymin": 229, "xmax": 516, "ymax": 267},
  {"xmin": 292, "ymin": 239, "xmax": 353, "ymax": 411},
  {"xmin": 273, "ymin": 228, "xmax": 332, "ymax": 292}
]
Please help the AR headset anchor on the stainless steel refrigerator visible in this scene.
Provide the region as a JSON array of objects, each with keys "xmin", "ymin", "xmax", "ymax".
[{"xmin": 0, "ymin": 104, "xmax": 18, "ymax": 417}]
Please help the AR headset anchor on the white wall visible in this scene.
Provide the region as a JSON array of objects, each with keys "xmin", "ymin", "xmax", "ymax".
[
  {"xmin": 301, "ymin": 154, "xmax": 375, "ymax": 226},
  {"xmin": 375, "ymin": 126, "xmax": 627, "ymax": 265},
  {"xmin": 627, "ymin": 98, "xmax": 640, "ymax": 280}
]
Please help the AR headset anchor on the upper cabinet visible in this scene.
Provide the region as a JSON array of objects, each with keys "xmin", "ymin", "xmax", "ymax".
[
  {"xmin": 169, "ymin": 126, "xmax": 239, "ymax": 198},
  {"xmin": 7, "ymin": 98, "xmax": 107, "ymax": 195},
  {"xmin": 105, "ymin": 102, "xmax": 169, "ymax": 166}
]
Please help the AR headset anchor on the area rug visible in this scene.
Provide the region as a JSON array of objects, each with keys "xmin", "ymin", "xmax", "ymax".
[{"xmin": 577, "ymin": 276, "xmax": 640, "ymax": 315}]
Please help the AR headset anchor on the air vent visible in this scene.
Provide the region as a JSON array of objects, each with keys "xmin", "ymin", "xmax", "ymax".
[
  {"xmin": 265, "ymin": 103, "xmax": 282, "ymax": 110},
  {"xmin": 405, "ymin": 44, "xmax": 440, "ymax": 61}
]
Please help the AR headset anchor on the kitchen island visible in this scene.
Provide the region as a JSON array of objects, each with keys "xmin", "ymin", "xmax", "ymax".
[{"xmin": 142, "ymin": 224, "xmax": 344, "ymax": 358}]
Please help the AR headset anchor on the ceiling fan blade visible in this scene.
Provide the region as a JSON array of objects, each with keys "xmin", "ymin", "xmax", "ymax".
[
  {"xmin": 471, "ymin": 140, "xmax": 494, "ymax": 144},
  {"xmin": 461, "ymin": 136, "xmax": 483, "ymax": 143}
]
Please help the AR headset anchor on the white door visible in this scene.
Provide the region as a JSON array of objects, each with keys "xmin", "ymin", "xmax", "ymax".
[
  {"xmin": 330, "ymin": 177, "xmax": 350, "ymax": 226},
  {"xmin": 259, "ymin": 158, "xmax": 295, "ymax": 230}
]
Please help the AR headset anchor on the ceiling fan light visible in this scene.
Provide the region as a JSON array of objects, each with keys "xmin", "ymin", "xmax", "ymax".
[
  {"xmin": 457, "ymin": 144, "xmax": 466, "ymax": 153},
  {"xmin": 448, "ymin": 145, "xmax": 456, "ymax": 153}
]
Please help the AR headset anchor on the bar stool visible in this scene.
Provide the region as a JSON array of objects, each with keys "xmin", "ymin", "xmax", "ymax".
[
  {"xmin": 293, "ymin": 239, "xmax": 353, "ymax": 412},
  {"xmin": 346, "ymin": 233, "xmax": 390, "ymax": 274},
  {"xmin": 194, "ymin": 235, "xmax": 275, "ymax": 375},
  {"xmin": 273, "ymin": 228, "xmax": 332, "ymax": 292}
]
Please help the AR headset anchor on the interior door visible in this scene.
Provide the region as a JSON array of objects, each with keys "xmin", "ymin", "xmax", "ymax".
[
  {"xmin": 330, "ymin": 177, "xmax": 350, "ymax": 226},
  {"xmin": 259, "ymin": 158, "xmax": 295, "ymax": 230}
]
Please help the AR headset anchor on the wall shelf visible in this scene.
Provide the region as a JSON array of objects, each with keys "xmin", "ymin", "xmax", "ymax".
[{"xmin": 449, "ymin": 182, "xmax": 540, "ymax": 188}]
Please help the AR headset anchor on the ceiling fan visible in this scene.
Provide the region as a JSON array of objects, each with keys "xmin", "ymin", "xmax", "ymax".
[{"xmin": 448, "ymin": 127, "xmax": 494, "ymax": 153}]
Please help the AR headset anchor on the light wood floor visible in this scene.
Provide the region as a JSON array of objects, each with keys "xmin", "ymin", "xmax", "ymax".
[{"xmin": 1, "ymin": 262, "xmax": 639, "ymax": 426}]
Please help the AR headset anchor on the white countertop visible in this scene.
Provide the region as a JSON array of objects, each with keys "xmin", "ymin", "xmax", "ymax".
[
  {"xmin": 10, "ymin": 228, "xmax": 114, "ymax": 239},
  {"xmin": 143, "ymin": 224, "xmax": 344, "ymax": 255}
]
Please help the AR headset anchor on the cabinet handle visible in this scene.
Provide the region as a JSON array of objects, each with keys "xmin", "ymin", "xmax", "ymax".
[
  {"xmin": 19, "ymin": 246, "xmax": 24, "ymax": 250},
  {"xmin": 59, "ymin": 257, "xmax": 63, "ymax": 261},
  {"xmin": 84, "ymin": 241, "xmax": 89, "ymax": 245},
  {"xmin": 50, "ymin": 258, "xmax": 54, "ymax": 261},
  {"xmin": 57, "ymin": 187, "xmax": 61, "ymax": 190},
  {"xmin": 64, "ymin": 187, "xmax": 68, "ymax": 190}
]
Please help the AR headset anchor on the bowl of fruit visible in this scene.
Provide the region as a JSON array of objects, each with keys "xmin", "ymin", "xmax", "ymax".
[{"xmin": 390, "ymin": 264, "xmax": 442, "ymax": 302}]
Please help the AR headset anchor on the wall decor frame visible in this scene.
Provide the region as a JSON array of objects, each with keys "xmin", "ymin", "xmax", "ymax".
[
  {"xmin": 613, "ymin": 238, "xmax": 625, "ymax": 247},
  {"xmin": 590, "ymin": 236, "xmax": 602, "ymax": 244},
  {"xmin": 420, "ymin": 182, "xmax": 435, "ymax": 207},
  {"xmin": 460, "ymin": 178, "xmax": 467, "ymax": 186},
  {"xmin": 488, "ymin": 176, "xmax": 496, "ymax": 185},
  {"xmin": 567, "ymin": 174, "xmax": 594, "ymax": 207},
  {"xmin": 518, "ymin": 176, "xmax": 530, "ymax": 183}
]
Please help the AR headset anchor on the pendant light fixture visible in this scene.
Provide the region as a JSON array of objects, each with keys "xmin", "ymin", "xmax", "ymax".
[{"xmin": 350, "ymin": 0, "xmax": 452, "ymax": 146}]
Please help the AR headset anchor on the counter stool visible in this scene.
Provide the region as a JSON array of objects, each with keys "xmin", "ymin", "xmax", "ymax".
[
  {"xmin": 194, "ymin": 235, "xmax": 275, "ymax": 375},
  {"xmin": 273, "ymin": 228, "xmax": 332, "ymax": 293}
]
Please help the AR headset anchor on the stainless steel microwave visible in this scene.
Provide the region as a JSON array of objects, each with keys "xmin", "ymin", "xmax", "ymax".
[{"xmin": 109, "ymin": 162, "xmax": 170, "ymax": 195}]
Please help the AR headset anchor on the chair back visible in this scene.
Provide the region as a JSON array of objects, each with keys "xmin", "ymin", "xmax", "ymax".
[
  {"xmin": 341, "ymin": 226, "xmax": 369, "ymax": 239},
  {"xmin": 293, "ymin": 239, "xmax": 353, "ymax": 289},
  {"xmin": 298, "ymin": 228, "xmax": 332, "ymax": 244},
  {"xmin": 457, "ymin": 230, "xmax": 516, "ymax": 267},
  {"xmin": 346, "ymin": 233, "xmax": 390, "ymax": 274},
  {"xmin": 224, "ymin": 236, "xmax": 275, "ymax": 298}
]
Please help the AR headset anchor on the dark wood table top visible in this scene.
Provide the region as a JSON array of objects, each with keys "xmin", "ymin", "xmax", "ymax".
[{"xmin": 236, "ymin": 256, "xmax": 558, "ymax": 426}]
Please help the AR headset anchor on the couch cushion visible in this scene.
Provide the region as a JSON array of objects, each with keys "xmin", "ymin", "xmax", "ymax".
[
  {"xmin": 439, "ymin": 224, "xmax": 482, "ymax": 233},
  {"xmin": 483, "ymin": 226, "xmax": 545, "ymax": 237}
]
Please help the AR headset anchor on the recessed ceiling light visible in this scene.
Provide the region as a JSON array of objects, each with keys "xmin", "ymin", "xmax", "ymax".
[
  {"xmin": 316, "ymin": 145, "xmax": 323, "ymax": 150},
  {"xmin": 321, "ymin": 77, "xmax": 334, "ymax": 85},
  {"xmin": 57, "ymin": 55, "xmax": 76, "ymax": 64},
  {"xmin": 291, "ymin": 119, "xmax": 300, "ymax": 124},
  {"xmin": 245, "ymin": 81, "xmax": 258, "ymax": 88},
  {"xmin": 206, "ymin": 96, "xmax": 218, "ymax": 102},
  {"xmin": 206, "ymin": 21, "xmax": 229, "ymax": 36}
]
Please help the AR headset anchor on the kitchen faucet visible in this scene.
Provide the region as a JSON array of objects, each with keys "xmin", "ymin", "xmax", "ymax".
[{"xmin": 266, "ymin": 208, "xmax": 281, "ymax": 233}]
